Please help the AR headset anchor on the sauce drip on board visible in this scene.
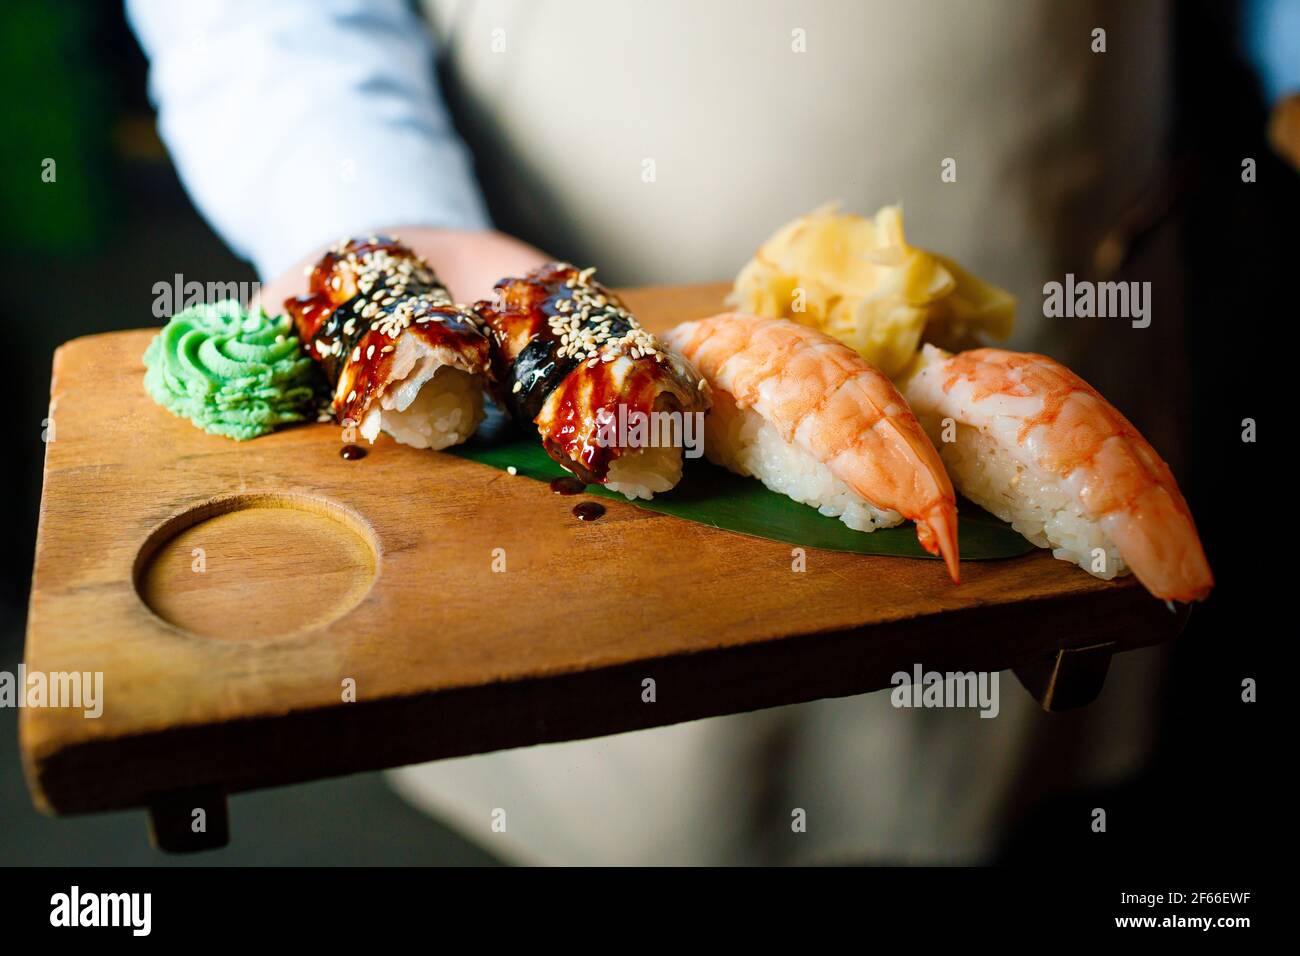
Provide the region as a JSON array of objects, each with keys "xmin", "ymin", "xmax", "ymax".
[
  {"xmin": 572, "ymin": 501, "xmax": 606, "ymax": 521},
  {"xmin": 549, "ymin": 476, "xmax": 586, "ymax": 495},
  {"xmin": 339, "ymin": 444, "xmax": 367, "ymax": 461}
]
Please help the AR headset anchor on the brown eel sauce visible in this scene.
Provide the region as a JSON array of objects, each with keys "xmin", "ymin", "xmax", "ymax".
[
  {"xmin": 572, "ymin": 501, "xmax": 606, "ymax": 521},
  {"xmin": 549, "ymin": 476, "xmax": 586, "ymax": 495},
  {"xmin": 284, "ymin": 236, "xmax": 488, "ymax": 426},
  {"xmin": 474, "ymin": 262, "xmax": 695, "ymax": 485}
]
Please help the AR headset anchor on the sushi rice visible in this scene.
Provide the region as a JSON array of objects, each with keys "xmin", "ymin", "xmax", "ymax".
[
  {"xmin": 926, "ymin": 417, "xmax": 1126, "ymax": 579},
  {"xmin": 358, "ymin": 334, "xmax": 485, "ymax": 450},
  {"xmin": 604, "ymin": 444, "xmax": 684, "ymax": 501},
  {"xmin": 704, "ymin": 392, "xmax": 903, "ymax": 532}
]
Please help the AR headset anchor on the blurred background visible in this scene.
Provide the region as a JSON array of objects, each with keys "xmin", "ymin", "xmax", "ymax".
[{"xmin": 1, "ymin": 0, "xmax": 1284, "ymax": 865}]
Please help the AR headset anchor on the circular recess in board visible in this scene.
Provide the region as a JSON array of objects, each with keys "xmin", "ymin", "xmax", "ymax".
[{"xmin": 133, "ymin": 492, "xmax": 378, "ymax": 641}]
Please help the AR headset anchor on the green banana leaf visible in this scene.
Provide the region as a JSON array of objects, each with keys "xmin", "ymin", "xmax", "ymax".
[{"xmin": 449, "ymin": 409, "xmax": 1033, "ymax": 560}]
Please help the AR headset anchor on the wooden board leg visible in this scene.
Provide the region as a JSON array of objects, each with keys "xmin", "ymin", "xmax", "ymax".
[
  {"xmin": 147, "ymin": 787, "xmax": 229, "ymax": 853},
  {"xmin": 1014, "ymin": 642, "xmax": 1116, "ymax": 712}
]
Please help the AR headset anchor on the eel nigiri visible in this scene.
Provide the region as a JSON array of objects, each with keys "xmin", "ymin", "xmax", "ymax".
[
  {"xmin": 903, "ymin": 345, "xmax": 1212, "ymax": 602},
  {"xmin": 285, "ymin": 236, "xmax": 489, "ymax": 449},
  {"xmin": 664, "ymin": 313, "xmax": 960, "ymax": 582},
  {"xmin": 475, "ymin": 263, "xmax": 710, "ymax": 499}
]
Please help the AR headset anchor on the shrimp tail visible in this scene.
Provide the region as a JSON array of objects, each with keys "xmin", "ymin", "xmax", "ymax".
[{"xmin": 916, "ymin": 502, "xmax": 960, "ymax": 584}]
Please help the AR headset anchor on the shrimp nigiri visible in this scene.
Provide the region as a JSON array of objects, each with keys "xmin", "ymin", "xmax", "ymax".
[
  {"xmin": 664, "ymin": 314, "xmax": 960, "ymax": 582},
  {"xmin": 903, "ymin": 345, "xmax": 1212, "ymax": 603}
]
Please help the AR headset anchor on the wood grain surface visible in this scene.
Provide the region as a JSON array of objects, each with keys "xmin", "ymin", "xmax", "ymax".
[{"xmin": 22, "ymin": 283, "xmax": 1185, "ymax": 818}]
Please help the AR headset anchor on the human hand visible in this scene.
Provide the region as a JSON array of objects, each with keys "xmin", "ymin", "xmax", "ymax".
[
  {"xmin": 1270, "ymin": 95, "xmax": 1300, "ymax": 173},
  {"xmin": 256, "ymin": 227, "xmax": 551, "ymax": 316}
]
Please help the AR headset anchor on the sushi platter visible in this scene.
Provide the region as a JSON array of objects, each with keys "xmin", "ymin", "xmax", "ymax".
[{"xmin": 23, "ymin": 282, "xmax": 1189, "ymax": 851}]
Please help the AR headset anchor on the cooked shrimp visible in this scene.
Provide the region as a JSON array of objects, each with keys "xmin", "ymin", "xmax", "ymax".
[
  {"xmin": 904, "ymin": 345, "xmax": 1212, "ymax": 602},
  {"xmin": 665, "ymin": 314, "xmax": 960, "ymax": 582}
]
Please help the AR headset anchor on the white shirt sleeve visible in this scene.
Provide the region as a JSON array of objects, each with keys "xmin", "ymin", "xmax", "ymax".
[{"xmin": 127, "ymin": 0, "xmax": 491, "ymax": 279}]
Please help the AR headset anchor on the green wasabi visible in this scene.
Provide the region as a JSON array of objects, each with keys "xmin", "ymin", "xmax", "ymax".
[{"xmin": 143, "ymin": 300, "xmax": 323, "ymax": 440}]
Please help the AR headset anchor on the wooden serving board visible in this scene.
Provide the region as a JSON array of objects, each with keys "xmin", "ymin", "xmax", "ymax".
[{"xmin": 23, "ymin": 284, "xmax": 1186, "ymax": 850}]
